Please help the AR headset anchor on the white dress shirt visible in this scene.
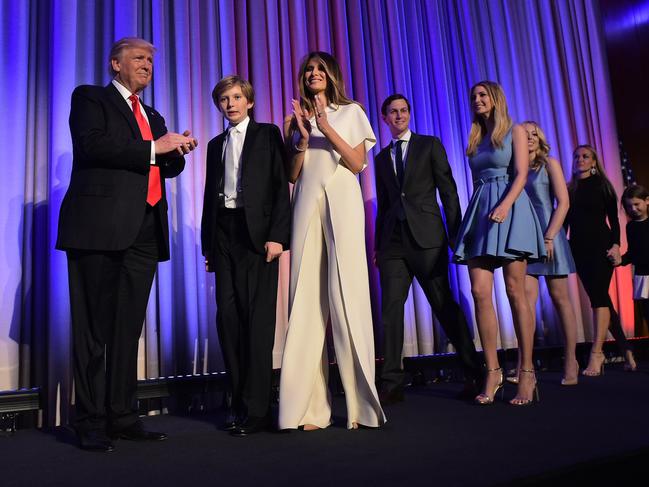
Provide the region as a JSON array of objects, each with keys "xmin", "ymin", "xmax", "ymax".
[
  {"xmin": 112, "ymin": 79, "xmax": 156, "ymax": 165},
  {"xmin": 222, "ymin": 116, "xmax": 250, "ymax": 208},
  {"xmin": 390, "ymin": 129, "xmax": 412, "ymax": 176}
]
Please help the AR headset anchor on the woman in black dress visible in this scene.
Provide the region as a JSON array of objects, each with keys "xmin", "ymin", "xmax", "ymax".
[{"xmin": 566, "ymin": 145, "xmax": 636, "ymax": 375}]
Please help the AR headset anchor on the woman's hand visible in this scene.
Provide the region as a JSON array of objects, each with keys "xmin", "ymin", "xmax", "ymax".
[
  {"xmin": 544, "ymin": 238, "xmax": 554, "ymax": 261},
  {"xmin": 314, "ymin": 94, "xmax": 331, "ymax": 134},
  {"xmin": 291, "ymin": 99, "xmax": 311, "ymax": 146},
  {"xmin": 489, "ymin": 204, "xmax": 510, "ymax": 224},
  {"xmin": 606, "ymin": 244, "xmax": 621, "ymax": 266}
]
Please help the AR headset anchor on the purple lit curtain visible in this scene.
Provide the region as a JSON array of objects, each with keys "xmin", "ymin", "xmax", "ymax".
[{"xmin": 0, "ymin": 0, "xmax": 633, "ymax": 425}]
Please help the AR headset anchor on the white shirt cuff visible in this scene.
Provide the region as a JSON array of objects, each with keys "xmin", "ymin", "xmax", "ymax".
[{"xmin": 150, "ymin": 141, "xmax": 156, "ymax": 165}]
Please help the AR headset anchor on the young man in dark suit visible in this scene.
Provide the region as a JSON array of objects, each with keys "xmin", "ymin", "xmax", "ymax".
[
  {"xmin": 201, "ymin": 76, "xmax": 290, "ymax": 436},
  {"xmin": 374, "ymin": 94, "xmax": 480, "ymax": 404},
  {"xmin": 57, "ymin": 37, "xmax": 197, "ymax": 451}
]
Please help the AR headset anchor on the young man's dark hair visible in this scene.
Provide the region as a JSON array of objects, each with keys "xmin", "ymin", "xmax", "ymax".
[{"xmin": 381, "ymin": 93, "xmax": 411, "ymax": 116}]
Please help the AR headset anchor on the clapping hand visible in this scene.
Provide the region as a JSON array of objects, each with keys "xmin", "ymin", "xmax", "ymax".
[
  {"xmin": 291, "ymin": 99, "xmax": 311, "ymax": 144},
  {"xmin": 314, "ymin": 94, "xmax": 330, "ymax": 132},
  {"xmin": 156, "ymin": 130, "xmax": 198, "ymax": 155},
  {"xmin": 180, "ymin": 130, "xmax": 198, "ymax": 154}
]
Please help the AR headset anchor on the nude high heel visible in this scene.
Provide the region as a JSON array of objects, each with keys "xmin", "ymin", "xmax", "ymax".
[
  {"xmin": 582, "ymin": 351, "xmax": 605, "ymax": 376},
  {"xmin": 506, "ymin": 370, "xmax": 519, "ymax": 384},
  {"xmin": 510, "ymin": 369, "xmax": 539, "ymax": 406},
  {"xmin": 474, "ymin": 367, "xmax": 504, "ymax": 405},
  {"xmin": 624, "ymin": 350, "xmax": 637, "ymax": 372},
  {"xmin": 561, "ymin": 359, "xmax": 579, "ymax": 386}
]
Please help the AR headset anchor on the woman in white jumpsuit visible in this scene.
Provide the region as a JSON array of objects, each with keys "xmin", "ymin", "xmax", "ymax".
[{"xmin": 278, "ymin": 52, "xmax": 386, "ymax": 430}]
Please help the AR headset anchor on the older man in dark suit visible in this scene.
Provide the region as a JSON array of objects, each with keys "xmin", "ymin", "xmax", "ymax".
[
  {"xmin": 374, "ymin": 94, "xmax": 480, "ymax": 404},
  {"xmin": 57, "ymin": 37, "xmax": 197, "ymax": 451}
]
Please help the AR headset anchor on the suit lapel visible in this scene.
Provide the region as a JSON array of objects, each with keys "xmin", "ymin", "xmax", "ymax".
[
  {"xmin": 215, "ymin": 132, "xmax": 226, "ymax": 188},
  {"xmin": 240, "ymin": 119, "xmax": 259, "ymax": 177},
  {"xmin": 105, "ymin": 83, "xmax": 141, "ymax": 138},
  {"xmin": 141, "ymin": 103, "xmax": 165, "ymax": 139},
  {"xmin": 378, "ymin": 146, "xmax": 400, "ymax": 192},
  {"xmin": 216, "ymin": 132, "xmax": 226, "ymax": 165},
  {"xmin": 402, "ymin": 132, "xmax": 420, "ymax": 188}
]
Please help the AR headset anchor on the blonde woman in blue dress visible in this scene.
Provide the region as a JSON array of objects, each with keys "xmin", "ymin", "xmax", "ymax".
[
  {"xmin": 454, "ymin": 81, "xmax": 546, "ymax": 406},
  {"xmin": 523, "ymin": 121, "xmax": 579, "ymax": 385},
  {"xmin": 278, "ymin": 52, "xmax": 386, "ymax": 430}
]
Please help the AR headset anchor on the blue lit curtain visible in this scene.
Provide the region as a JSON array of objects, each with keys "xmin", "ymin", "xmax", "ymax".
[{"xmin": 0, "ymin": 0, "xmax": 633, "ymax": 425}]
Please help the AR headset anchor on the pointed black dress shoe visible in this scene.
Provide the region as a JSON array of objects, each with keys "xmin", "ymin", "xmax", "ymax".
[
  {"xmin": 230, "ymin": 416, "xmax": 271, "ymax": 437},
  {"xmin": 456, "ymin": 379, "xmax": 481, "ymax": 401},
  {"xmin": 77, "ymin": 430, "xmax": 115, "ymax": 452},
  {"xmin": 115, "ymin": 422, "xmax": 168, "ymax": 441},
  {"xmin": 379, "ymin": 387, "xmax": 404, "ymax": 406},
  {"xmin": 222, "ymin": 410, "xmax": 240, "ymax": 431}
]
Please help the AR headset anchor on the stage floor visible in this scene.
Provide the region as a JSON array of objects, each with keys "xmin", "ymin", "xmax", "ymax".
[{"xmin": 3, "ymin": 363, "xmax": 649, "ymax": 487}]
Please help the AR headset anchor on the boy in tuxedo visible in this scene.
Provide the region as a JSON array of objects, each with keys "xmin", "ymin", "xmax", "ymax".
[{"xmin": 201, "ymin": 76, "xmax": 290, "ymax": 436}]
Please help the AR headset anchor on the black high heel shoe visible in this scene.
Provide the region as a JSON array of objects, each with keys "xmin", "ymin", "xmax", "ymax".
[{"xmin": 474, "ymin": 367, "xmax": 504, "ymax": 405}]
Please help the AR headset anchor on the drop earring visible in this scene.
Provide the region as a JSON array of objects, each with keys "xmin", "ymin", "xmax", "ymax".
[{"xmin": 590, "ymin": 166, "xmax": 597, "ymax": 175}]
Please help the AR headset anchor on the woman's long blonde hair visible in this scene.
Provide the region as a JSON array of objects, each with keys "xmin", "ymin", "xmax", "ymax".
[
  {"xmin": 523, "ymin": 120, "xmax": 550, "ymax": 171},
  {"xmin": 466, "ymin": 81, "xmax": 512, "ymax": 156}
]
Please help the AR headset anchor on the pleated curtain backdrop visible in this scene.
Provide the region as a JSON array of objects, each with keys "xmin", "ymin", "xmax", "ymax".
[{"xmin": 0, "ymin": 0, "xmax": 633, "ymax": 425}]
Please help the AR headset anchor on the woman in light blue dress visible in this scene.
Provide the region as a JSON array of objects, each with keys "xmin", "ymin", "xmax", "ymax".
[
  {"xmin": 523, "ymin": 121, "xmax": 579, "ymax": 386},
  {"xmin": 454, "ymin": 81, "xmax": 545, "ymax": 406}
]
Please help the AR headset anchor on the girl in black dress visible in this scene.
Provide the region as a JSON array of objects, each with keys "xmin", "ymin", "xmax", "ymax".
[
  {"xmin": 620, "ymin": 184, "xmax": 649, "ymax": 342},
  {"xmin": 566, "ymin": 145, "xmax": 636, "ymax": 375}
]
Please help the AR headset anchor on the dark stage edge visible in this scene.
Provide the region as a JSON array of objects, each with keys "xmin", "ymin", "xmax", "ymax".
[{"xmin": 2, "ymin": 364, "xmax": 648, "ymax": 487}]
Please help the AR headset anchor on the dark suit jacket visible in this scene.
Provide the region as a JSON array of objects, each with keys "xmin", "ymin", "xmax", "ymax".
[
  {"xmin": 56, "ymin": 83, "xmax": 185, "ymax": 261},
  {"xmin": 201, "ymin": 120, "xmax": 290, "ymax": 261},
  {"xmin": 374, "ymin": 132, "xmax": 461, "ymax": 251}
]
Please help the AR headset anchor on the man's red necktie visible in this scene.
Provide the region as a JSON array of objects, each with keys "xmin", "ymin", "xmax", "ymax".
[{"xmin": 129, "ymin": 94, "xmax": 161, "ymax": 206}]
